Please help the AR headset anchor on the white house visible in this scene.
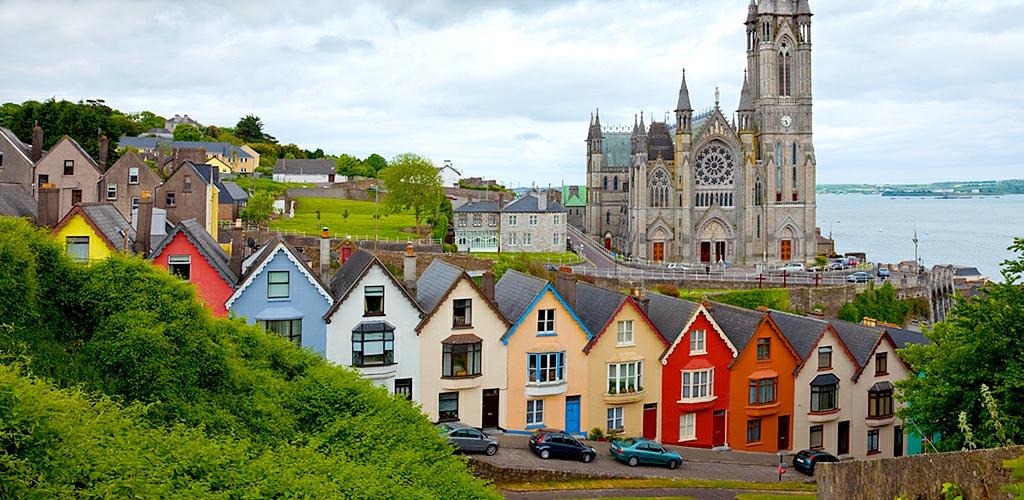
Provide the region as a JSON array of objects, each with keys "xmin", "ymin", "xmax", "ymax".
[
  {"xmin": 323, "ymin": 248, "xmax": 423, "ymax": 400},
  {"xmin": 272, "ymin": 159, "xmax": 339, "ymax": 183},
  {"xmin": 438, "ymin": 160, "xmax": 462, "ymax": 188}
]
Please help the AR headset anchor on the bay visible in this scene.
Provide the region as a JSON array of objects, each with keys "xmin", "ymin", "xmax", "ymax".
[{"xmin": 816, "ymin": 193, "xmax": 1024, "ymax": 281}]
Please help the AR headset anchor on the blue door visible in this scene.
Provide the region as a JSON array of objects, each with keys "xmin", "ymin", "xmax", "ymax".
[{"xmin": 565, "ymin": 396, "xmax": 581, "ymax": 436}]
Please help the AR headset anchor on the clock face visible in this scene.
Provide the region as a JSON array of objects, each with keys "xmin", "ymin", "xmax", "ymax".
[{"xmin": 781, "ymin": 115, "xmax": 793, "ymax": 128}]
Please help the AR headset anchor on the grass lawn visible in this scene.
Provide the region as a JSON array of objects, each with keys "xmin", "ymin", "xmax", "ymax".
[
  {"xmin": 471, "ymin": 251, "xmax": 582, "ymax": 264},
  {"xmin": 499, "ymin": 478, "xmax": 816, "ymax": 493},
  {"xmin": 269, "ymin": 198, "xmax": 421, "ymax": 239},
  {"xmin": 230, "ymin": 176, "xmax": 314, "ymax": 197}
]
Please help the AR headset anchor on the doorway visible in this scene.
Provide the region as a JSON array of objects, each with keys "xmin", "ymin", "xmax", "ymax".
[
  {"xmin": 713, "ymin": 410, "xmax": 727, "ymax": 447},
  {"xmin": 715, "ymin": 241, "xmax": 726, "ymax": 262},
  {"xmin": 652, "ymin": 242, "xmax": 665, "ymax": 262},
  {"xmin": 777, "ymin": 415, "xmax": 790, "ymax": 451},
  {"xmin": 482, "ymin": 388, "xmax": 499, "ymax": 429},
  {"xmin": 780, "ymin": 240, "xmax": 792, "ymax": 261},
  {"xmin": 894, "ymin": 425, "xmax": 904, "ymax": 457},
  {"xmin": 838, "ymin": 420, "xmax": 850, "ymax": 455},
  {"xmin": 604, "ymin": 237, "xmax": 611, "ymax": 250},
  {"xmin": 565, "ymin": 396, "xmax": 581, "ymax": 436},
  {"xmin": 700, "ymin": 242, "xmax": 712, "ymax": 262},
  {"xmin": 642, "ymin": 403, "xmax": 658, "ymax": 439}
]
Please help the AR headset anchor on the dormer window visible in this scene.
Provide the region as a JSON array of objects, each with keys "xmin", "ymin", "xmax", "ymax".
[
  {"xmin": 453, "ymin": 298, "xmax": 472, "ymax": 327},
  {"xmin": 818, "ymin": 346, "xmax": 832, "ymax": 369},
  {"xmin": 689, "ymin": 329, "xmax": 706, "ymax": 354}
]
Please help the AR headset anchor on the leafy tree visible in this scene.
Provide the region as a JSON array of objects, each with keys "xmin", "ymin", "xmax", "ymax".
[
  {"xmin": 364, "ymin": 153, "xmax": 388, "ymax": 176},
  {"xmin": 0, "ymin": 99, "xmax": 137, "ymax": 163},
  {"xmin": 335, "ymin": 154, "xmax": 363, "ymax": 176},
  {"xmin": 837, "ymin": 283, "xmax": 913, "ymax": 326},
  {"xmin": 242, "ymin": 191, "xmax": 274, "ymax": 229},
  {"xmin": 279, "ymin": 143, "xmax": 306, "ymax": 159},
  {"xmin": 235, "ymin": 114, "xmax": 275, "ymax": 143},
  {"xmin": 203, "ymin": 125, "xmax": 221, "ymax": 140},
  {"xmin": 172, "ymin": 123, "xmax": 202, "ymax": 141},
  {"xmin": 897, "ymin": 238, "xmax": 1024, "ymax": 451},
  {"xmin": 379, "ymin": 153, "xmax": 443, "ymax": 238},
  {"xmin": 137, "ymin": 110, "xmax": 167, "ymax": 130}
]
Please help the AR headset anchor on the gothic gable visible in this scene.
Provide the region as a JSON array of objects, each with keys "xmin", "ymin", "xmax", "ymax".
[{"xmin": 693, "ymin": 108, "xmax": 740, "ymax": 151}]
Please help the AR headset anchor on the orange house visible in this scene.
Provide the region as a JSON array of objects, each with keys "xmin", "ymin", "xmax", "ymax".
[{"xmin": 718, "ymin": 304, "xmax": 801, "ymax": 453}]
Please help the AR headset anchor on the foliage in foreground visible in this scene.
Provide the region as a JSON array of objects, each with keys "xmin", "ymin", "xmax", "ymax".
[{"xmin": 0, "ymin": 216, "xmax": 496, "ymax": 498}]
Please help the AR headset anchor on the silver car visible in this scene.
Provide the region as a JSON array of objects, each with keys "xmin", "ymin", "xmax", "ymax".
[{"xmin": 437, "ymin": 422, "xmax": 500, "ymax": 455}]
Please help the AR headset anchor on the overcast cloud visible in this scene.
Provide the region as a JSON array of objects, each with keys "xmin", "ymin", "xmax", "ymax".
[{"xmin": 4, "ymin": 0, "xmax": 1022, "ymax": 186}]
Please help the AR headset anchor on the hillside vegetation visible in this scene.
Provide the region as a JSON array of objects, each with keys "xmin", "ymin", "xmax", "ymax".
[{"xmin": 0, "ymin": 216, "xmax": 496, "ymax": 498}]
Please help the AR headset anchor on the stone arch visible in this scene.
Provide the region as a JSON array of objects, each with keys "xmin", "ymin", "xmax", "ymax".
[
  {"xmin": 775, "ymin": 219, "xmax": 802, "ymax": 262},
  {"xmin": 695, "ymin": 217, "xmax": 733, "ymax": 264}
]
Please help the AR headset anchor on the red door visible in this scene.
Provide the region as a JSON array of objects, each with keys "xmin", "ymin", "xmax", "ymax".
[
  {"xmin": 700, "ymin": 242, "xmax": 711, "ymax": 262},
  {"xmin": 652, "ymin": 242, "xmax": 664, "ymax": 262},
  {"xmin": 642, "ymin": 403, "xmax": 658, "ymax": 439},
  {"xmin": 604, "ymin": 237, "xmax": 611, "ymax": 250},
  {"xmin": 713, "ymin": 410, "xmax": 726, "ymax": 447}
]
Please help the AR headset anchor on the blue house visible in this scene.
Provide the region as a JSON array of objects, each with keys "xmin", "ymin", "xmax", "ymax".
[{"xmin": 226, "ymin": 237, "xmax": 333, "ymax": 354}]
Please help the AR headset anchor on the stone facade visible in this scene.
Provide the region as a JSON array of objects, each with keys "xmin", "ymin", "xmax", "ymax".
[
  {"xmin": 585, "ymin": 0, "xmax": 816, "ymax": 266},
  {"xmin": 454, "ymin": 193, "xmax": 568, "ymax": 253}
]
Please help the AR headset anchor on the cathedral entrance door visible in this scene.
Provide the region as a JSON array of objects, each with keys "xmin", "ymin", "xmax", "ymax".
[
  {"xmin": 780, "ymin": 240, "xmax": 792, "ymax": 261},
  {"xmin": 700, "ymin": 242, "xmax": 712, "ymax": 263},
  {"xmin": 604, "ymin": 237, "xmax": 611, "ymax": 250},
  {"xmin": 652, "ymin": 242, "xmax": 664, "ymax": 262},
  {"xmin": 715, "ymin": 241, "xmax": 726, "ymax": 263}
]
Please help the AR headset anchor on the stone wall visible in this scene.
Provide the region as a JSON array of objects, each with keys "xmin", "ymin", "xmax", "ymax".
[
  {"xmin": 467, "ymin": 458, "xmax": 631, "ymax": 484},
  {"xmin": 375, "ymin": 250, "xmax": 494, "ymax": 280},
  {"xmin": 286, "ymin": 187, "xmax": 372, "ymax": 201},
  {"xmin": 817, "ymin": 446, "xmax": 1023, "ymax": 500}
]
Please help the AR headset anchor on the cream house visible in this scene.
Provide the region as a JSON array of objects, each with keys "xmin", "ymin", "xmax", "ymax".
[{"xmin": 416, "ymin": 260, "xmax": 509, "ymax": 427}]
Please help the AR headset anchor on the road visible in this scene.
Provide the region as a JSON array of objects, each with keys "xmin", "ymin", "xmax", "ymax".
[{"xmin": 503, "ymin": 487, "xmax": 751, "ymax": 499}]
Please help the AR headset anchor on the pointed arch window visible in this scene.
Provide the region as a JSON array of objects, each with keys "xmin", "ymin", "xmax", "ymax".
[
  {"xmin": 649, "ymin": 168, "xmax": 670, "ymax": 208},
  {"xmin": 793, "ymin": 166, "xmax": 799, "ymax": 201},
  {"xmin": 603, "ymin": 176, "xmax": 608, "ymax": 190},
  {"xmin": 754, "ymin": 175, "xmax": 764, "ymax": 206},
  {"xmin": 613, "ymin": 176, "xmax": 619, "ymax": 191},
  {"xmin": 778, "ymin": 42, "xmax": 792, "ymax": 97}
]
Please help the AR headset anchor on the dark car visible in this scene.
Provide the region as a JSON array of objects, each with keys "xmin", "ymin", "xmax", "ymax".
[
  {"xmin": 610, "ymin": 437, "xmax": 683, "ymax": 469},
  {"xmin": 792, "ymin": 449, "xmax": 839, "ymax": 475},
  {"xmin": 877, "ymin": 268, "xmax": 891, "ymax": 279},
  {"xmin": 529, "ymin": 429, "xmax": 596, "ymax": 463},
  {"xmin": 436, "ymin": 422, "xmax": 499, "ymax": 456},
  {"xmin": 846, "ymin": 271, "xmax": 873, "ymax": 283}
]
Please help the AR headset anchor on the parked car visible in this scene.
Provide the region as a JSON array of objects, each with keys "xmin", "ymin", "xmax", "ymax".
[
  {"xmin": 877, "ymin": 268, "xmax": 891, "ymax": 278},
  {"xmin": 792, "ymin": 449, "xmax": 839, "ymax": 475},
  {"xmin": 609, "ymin": 437, "xmax": 683, "ymax": 469},
  {"xmin": 529, "ymin": 429, "xmax": 596, "ymax": 463},
  {"xmin": 780, "ymin": 262, "xmax": 805, "ymax": 272},
  {"xmin": 436, "ymin": 422, "xmax": 499, "ymax": 456},
  {"xmin": 845, "ymin": 256, "xmax": 861, "ymax": 266},
  {"xmin": 666, "ymin": 262, "xmax": 689, "ymax": 271},
  {"xmin": 544, "ymin": 264, "xmax": 559, "ymax": 271},
  {"xmin": 846, "ymin": 271, "xmax": 873, "ymax": 283}
]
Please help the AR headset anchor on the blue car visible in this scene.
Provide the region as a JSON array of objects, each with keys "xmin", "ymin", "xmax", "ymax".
[{"xmin": 610, "ymin": 437, "xmax": 683, "ymax": 469}]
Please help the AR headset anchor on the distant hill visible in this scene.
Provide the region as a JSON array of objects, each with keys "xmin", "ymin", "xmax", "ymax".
[{"xmin": 818, "ymin": 179, "xmax": 1024, "ymax": 196}]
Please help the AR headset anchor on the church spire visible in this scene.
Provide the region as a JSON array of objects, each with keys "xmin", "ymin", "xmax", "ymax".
[
  {"xmin": 639, "ymin": 110, "xmax": 646, "ymax": 133},
  {"xmin": 675, "ymin": 69, "xmax": 692, "ymax": 112},
  {"xmin": 738, "ymin": 69, "xmax": 754, "ymax": 111}
]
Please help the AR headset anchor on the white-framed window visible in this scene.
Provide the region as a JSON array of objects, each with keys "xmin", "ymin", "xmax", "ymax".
[
  {"xmin": 527, "ymin": 352, "xmax": 564, "ymax": 384},
  {"xmin": 66, "ymin": 236, "xmax": 89, "ymax": 262},
  {"xmin": 508, "ymin": 215, "xmax": 517, "ymax": 226},
  {"xmin": 523, "ymin": 232, "xmax": 532, "ymax": 246},
  {"xmin": 457, "ymin": 214, "xmax": 467, "ymax": 227},
  {"xmin": 616, "ymin": 320, "xmax": 634, "ymax": 346},
  {"xmin": 679, "ymin": 413, "xmax": 697, "ymax": 441},
  {"xmin": 537, "ymin": 309, "xmax": 555, "ymax": 333},
  {"xmin": 681, "ymin": 368, "xmax": 714, "ymax": 401},
  {"xmin": 131, "ymin": 197, "xmax": 140, "ymax": 213},
  {"xmin": 508, "ymin": 232, "xmax": 516, "ymax": 245},
  {"xmin": 106, "ymin": 183, "xmax": 117, "ymax": 200},
  {"xmin": 607, "ymin": 361, "xmax": 643, "ymax": 394},
  {"xmin": 552, "ymin": 232, "xmax": 560, "ymax": 244},
  {"xmin": 526, "ymin": 399, "xmax": 544, "ymax": 425},
  {"xmin": 128, "ymin": 167, "xmax": 139, "ymax": 184},
  {"xmin": 607, "ymin": 407, "xmax": 624, "ymax": 432},
  {"xmin": 553, "ymin": 214, "xmax": 561, "ymax": 225},
  {"xmin": 689, "ymin": 329, "xmax": 706, "ymax": 354},
  {"xmin": 168, "ymin": 254, "xmax": 191, "ymax": 280},
  {"xmin": 528, "ymin": 214, "xmax": 538, "ymax": 226}
]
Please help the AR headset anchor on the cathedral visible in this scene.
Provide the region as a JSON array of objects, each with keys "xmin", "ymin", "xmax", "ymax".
[{"xmin": 584, "ymin": 0, "xmax": 817, "ymax": 266}]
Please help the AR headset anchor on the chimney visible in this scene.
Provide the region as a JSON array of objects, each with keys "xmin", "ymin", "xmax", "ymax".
[
  {"xmin": 36, "ymin": 183, "xmax": 60, "ymax": 228},
  {"xmin": 481, "ymin": 270, "xmax": 495, "ymax": 301},
  {"xmin": 554, "ymin": 272, "xmax": 576, "ymax": 310},
  {"xmin": 701, "ymin": 299, "xmax": 714, "ymax": 313},
  {"xmin": 98, "ymin": 134, "xmax": 109, "ymax": 171},
  {"xmin": 31, "ymin": 122, "xmax": 44, "ymax": 162},
  {"xmin": 537, "ymin": 191, "xmax": 547, "ymax": 211},
  {"xmin": 229, "ymin": 229, "xmax": 244, "ymax": 278},
  {"xmin": 134, "ymin": 191, "xmax": 154, "ymax": 255},
  {"xmin": 403, "ymin": 243, "xmax": 417, "ymax": 291},
  {"xmin": 756, "ymin": 305, "xmax": 769, "ymax": 312},
  {"xmin": 319, "ymin": 226, "xmax": 331, "ymax": 282},
  {"xmin": 862, "ymin": 317, "xmax": 878, "ymax": 328},
  {"xmin": 635, "ymin": 290, "xmax": 650, "ymax": 317}
]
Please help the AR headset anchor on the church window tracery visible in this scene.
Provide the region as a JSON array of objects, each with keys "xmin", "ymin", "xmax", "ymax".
[
  {"xmin": 649, "ymin": 168, "xmax": 670, "ymax": 208},
  {"xmin": 695, "ymin": 143, "xmax": 735, "ymax": 186},
  {"xmin": 778, "ymin": 42, "xmax": 792, "ymax": 97}
]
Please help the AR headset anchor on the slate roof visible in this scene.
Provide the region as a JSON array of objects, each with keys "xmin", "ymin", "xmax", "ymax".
[
  {"xmin": 328, "ymin": 249, "xmax": 376, "ymax": 300},
  {"xmin": 0, "ymin": 183, "xmax": 36, "ymax": 218},
  {"xmin": 953, "ymin": 266, "xmax": 983, "ymax": 277},
  {"xmin": 0, "ymin": 127, "xmax": 32, "ymax": 160},
  {"xmin": 827, "ymin": 319, "xmax": 883, "ymax": 368},
  {"xmin": 74, "ymin": 203, "xmax": 135, "ymax": 249},
  {"xmin": 647, "ymin": 121, "xmax": 675, "ymax": 161},
  {"xmin": 884, "ymin": 326, "xmax": 931, "ymax": 349},
  {"xmin": 416, "ymin": 259, "xmax": 464, "ymax": 313},
  {"xmin": 149, "ymin": 218, "xmax": 237, "ymax": 287},
  {"xmin": 218, "ymin": 181, "xmax": 248, "ymax": 203},
  {"xmin": 767, "ymin": 310, "xmax": 829, "ymax": 362},
  {"xmin": 273, "ymin": 158, "xmax": 335, "ymax": 176},
  {"xmin": 705, "ymin": 302, "xmax": 764, "ymax": 353},
  {"xmin": 601, "ymin": 132, "xmax": 631, "ymax": 168},
  {"xmin": 193, "ymin": 163, "xmax": 215, "ymax": 184},
  {"xmin": 561, "ymin": 185, "xmax": 587, "ymax": 207},
  {"xmin": 494, "ymin": 269, "xmax": 548, "ymax": 322},
  {"xmin": 503, "ymin": 194, "xmax": 566, "ymax": 213},
  {"xmin": 574, "ymin": 282, "xmax": 627, "ymax": 337},
  {"xmin": 454, "ymin": 200, "xmax": 500, "ymax": 213},
  {"xmin": 645, "ymin": 292, "xmax": 700, "ymax": 344},
  {"xmin": 116, "ymin": 137, "xmax": 252, "ymax": 158}
]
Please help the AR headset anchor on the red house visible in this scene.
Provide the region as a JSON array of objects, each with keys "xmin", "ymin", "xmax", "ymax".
[
  {"xmin": 647, "ymin": 294, "xmax": 738, "ymax": 448},
  {"xmin": 149, "ymin": 219, "xmax": 238, "ymax": 316}
]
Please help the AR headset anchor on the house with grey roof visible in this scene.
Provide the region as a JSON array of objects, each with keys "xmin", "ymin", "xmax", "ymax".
[
  {"xmin": 217, "ymin": 181, "xmax": 249, "ymax": 220},
  {"xmin": 149, "ymin": 218, "xmax": 237, "ymax": 316},
  {"xmin": 454, "ymin": 192, "xmax": 567, "ymax": 253},
  {"xmin": 116, "ymin": 137, "xmax": 259, "ymax": 174},
  {"xmin": 34, "ymin": 136, "xmax": 104, "ymax": 221},
  {"xmin": 0, "ymin": 126, "xmax": 36, "ymax": 191},
  {"xmin": 272, "ymin": 158, "xmax": 338, "ymax": 183},
  {"xmin": 0, "ymin": 183, "xmax": 37, "ymax": 219}
]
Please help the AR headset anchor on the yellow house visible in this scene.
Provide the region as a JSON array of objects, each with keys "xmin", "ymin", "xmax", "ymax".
[
  {"xmin": 51, "ymin": 202, "xmax": 134, "ymax": 263},
  {"xmin": 575, "ymin": 282, "xmax": 668, "ymax": 440},
  {"xmin": 495, "ymin": 270, "xmax": 593, "ymax": 436},
  {"xmin": 205, "ymin": 155, "xmax": 234, "ymax": 175}
]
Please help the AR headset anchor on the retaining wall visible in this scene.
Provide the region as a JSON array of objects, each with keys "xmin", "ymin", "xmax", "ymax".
[{"xmin": 467, "ymin": 458, "xmax": 631, "ymax": 484}]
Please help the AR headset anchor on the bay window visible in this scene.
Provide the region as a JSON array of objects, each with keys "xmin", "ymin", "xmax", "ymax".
[
  {"xmin": 681, "ymin": 368, "xmax": 714, "ymax": 400},
  {"xmin": 748, "ymin": 377, "xmax": 778, "ymax": 405},
  {"xmin": 528, "ymin": 352, "xmax": 564, "ymax": 384},
  {"xmin": 810, "ymin": 373, "xmax": 839, "ymax": 412},
  {"xmin": 868, "ymin": 381, "xmax": 894, "ymax": 418},
  {"xmin": 443, "ymin": 341, "xmax": 481, "ymax": 377},
  {"xmin": 608, "ymin": 361, "xmax": 643, "ymax": 394}
]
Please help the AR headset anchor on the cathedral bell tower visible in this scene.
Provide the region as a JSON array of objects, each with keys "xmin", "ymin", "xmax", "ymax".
[{"xmin": 585, "ymin": 110, "xmax": 604, "ymax": 235}]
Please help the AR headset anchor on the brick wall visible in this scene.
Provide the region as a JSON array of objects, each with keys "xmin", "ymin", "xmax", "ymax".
[{"xmin": 467, "ymin": 458, "xmax": 632, "ymax": 484}]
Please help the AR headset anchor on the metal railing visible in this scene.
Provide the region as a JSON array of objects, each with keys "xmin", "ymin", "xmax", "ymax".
[{"xmin": 572, "ymin": 267, "xmax": 857, "ymax": 287}]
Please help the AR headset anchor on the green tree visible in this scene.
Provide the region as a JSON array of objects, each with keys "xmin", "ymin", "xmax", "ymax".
[
  {"xmin": 203, "ymin": 125, "xmax": 221, "ymax": 140},
  {"xmin": 242, "ymin": 191, "xmax": 274, "ymax": 229},
  {"xmin": 897, "ymin": 238, "xmax": 1024, "ymax": 451},
  {"xmin": 364, "ymin": 153, "xmax": 388, "ymax": 176},
  {"xmin": 137, "ymin": 111, "xmax": 167, "ymax": 130},
  {"xmin": 837, "ymin": 283, "xmax": 912, "ymax": 326},
  {"xmin": 335, "ymin": 154, "xmax": 363, "ymax": 176},
  {"xmin": 235, "ymin": 114, "xmax": 275, "ymax": 143},
  {"xmin": 172, "ymin": 123, "xmax": 202, "ymax": 141},
  {"xmin": 379, "ymin": 153, "xmax": 443, "ymax": 238}
]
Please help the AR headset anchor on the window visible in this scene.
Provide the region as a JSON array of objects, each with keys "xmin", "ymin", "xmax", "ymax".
[
  {"xmin": 168, "ymin": 254, "xmax": 191, "ymax": 280},
  {"xmin": 38, "ymin": 174, "xmax": 49, "ymax": 186},
  {"xmin": 508, "ymin": 232, "xmax": 516, "ymax": 245},
  {"xmin": 183, "ymin": 175, "xmax": 193, "ymax": 192},
  {"xmin": 810, "ymin": 425, "xmax": 824, "ymax": 449},
  {"xmin": 527, "ymin": 352, "xmax": 565, "ymax": 384},
  {"xmin": 394, "ymin": 378, "xmax": 412, "ymax": 400},
  {"xmin": 106, "ymin": 183, "xmax": 117, "ymax": 200},
  {"xmin": 352, "ymin": 329, "xmax": 394, "ymax": 366},
  {"xmin": 811, "ymin": 384, "xmax": 838, "ymax": 412},
  {"xmin": 131, "ymin": 197, "xmax": 140, "ymax": 212},
  {"xmin": 537, "ymin": 309, "xmax": 555, "ymax": 333},
  {"xmin": 553, "ymin": 214, "xmax": 560, "ymax": 225},
  {"xmin": 523, "ymin": 232, "xmax": 532, "ymax": 246},
  {"xmin": 681, "ymin": 368, "xmax": 714, "ymax": 401},
  {"xmin": 508, "ymin": 215, "xmax": 517, "ymax": 226},
  {"xmin": 603, "ymin": 176, "xmax": 608, "ymax": 190},
  {"xmin": 364, "ymin": 285, "xmax": 384, "ymax": 315},
  {"xmin": 443, "ymin": 342, "xmax": 481, "ymax": 377},
  {"xmin": 71, "ymin": 189, "xmax": 82, "ymax": 205},
  {"xmin": 166, "ymin": 192, "xmax": 176, "ymax": 207},
  {"xmin": 875, "ymin": 352, "xmax": 888, "ymax": 375},
  {"xmin": 66, "ymin": 236, "xmax": 89, "ymax": 262},
  {"xmin": 258, "ymin": 319, "xmax": 302, "ymax": 346},
  {"xmin": 778, "ymin": 44, "xmax": 792, "ymax": 97},
  {"xmin": 616, "ymin": 320, "xmax": 634, "ymax": 346},
  {"xmin": 552, "ymin": 232, "xmax": 560, "ymax": 245},
  {"xmin": 607, "ymin": 407, "xmax": 624, "ymax": 432},
  {"xmin": 818, "ymin": 346, "xmax": 833, "ymax": 369},
  {"xmin": 756, "ymin": 338, "xmax": 771, "ymax": 360},
  {"xmin": 472, "ymin": 214, "xmax": 482, "ymax": 227},
  {"xmin": 613, "ymin": 177, "xmax": 619, "ymax": 190},
  {"xmin": 438, "ymin": 393, "xmax": 459, "ymax": 421},
  {"xmin": 457, "ymin": 214, "xmax": 467, "ymax": 227},
  {"xmin": 690, "ymin": 329, "xmax": 706, "ymax": 354},
  {"xmin": 267, "ymin": 271, "xmax": 290, "ymax": 299},
  {"xmin": 679, "ymin": 413, "xmax": 697, "ymax": 440},
  {"xmin": 869, "ymin": 384, "xmax": 894, "ymax": 418},
  {"xmin": 526, "ymin": 399, "xmax": 544, "ymax": 425},
  {"xmin": 608, "ymin": 361, "xmax": 643, "ymax": 394},
  {"xmin": 746, "ymin": 419, "xmax": 762, "ymax": 443},
  {"xmin": 128, "ymin": 167, "xmax": 139, "ymax": 184},
  {"xmin": 0, "ymin": 152, "xmax": 3, "ymax": 167},
  {"xmin": 488, "ymin": 214, "xmax": 497, "ymax": 227},
  {"xmin": 792, "ymin": 143, "xmax": 798, "ymax": 165},
  {"xmin": 453, "ymin": 298, "xmax": 472, "ymax": 327},
  {"xmin": 528, "ymin": 214, "xmax": 538, "ymax": 226},
  {"xmin": 64, "ymin": 159, "xmax": 74, "ymax": 176},
  {"xmin": 867, "ymin": 429, "xmax": 880, "ymax": 454},
  {"xmin": 606, "ymin": 211, "xmax": 610, "ymax": 224},
  {"xmin": 748, "ymin": 377, "xmax": 778, "ymax": 405}
]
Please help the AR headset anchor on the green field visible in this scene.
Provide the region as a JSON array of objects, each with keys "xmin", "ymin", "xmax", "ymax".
[
  {"xmin": 269, "ymin": 197, "xmax": 420, "ymax": 239},
  {"xmin": 470, "ymin": 251, "xmax": 582, "ymax": 264}
]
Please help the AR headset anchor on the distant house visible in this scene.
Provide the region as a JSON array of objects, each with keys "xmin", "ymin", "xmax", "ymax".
[
  {"xmin": 0, "ymin": 126, "xmax": 35, "ymax": 191},
  {"xmin": 501, "ymin": 193, "xmax": 567, "ymax": 253},
  {"xmin": 116, "ymin": 137, "xmax": 259, "ymax": 174},
  {"xmin": 437, "ymin": 162, "xmax": 462, "ymax": 188},
  {"xmin": 34, "ymin": 136, "xmax": 104, "ymax": 221},
  {"xmin": 0, "ymin": 183, "xmax": 37, "ymax": 219},
  {"xmin": 227, "ymin": 237, "xmax": 333, "ymax": 354},
  {"xmin": 217, "ymin": 181, "xmax": 249, "ymax": 221},
  {"xmin": 560, "ymin": 185, "xmax": 587, "ymax": 229},
  {"xmin": 453, "ymin": 200, "xmax": 500, "ymax": 252},
  {"xmin": 205, "ymin": 155, "xmax": 234, "ymax": 175},
  {"xmin": 101, "ymin": 150, "xmax": 163, "ymax": 221},
  {"xmin": 155, "ymin": 161, "xmax": 220, "ymax": 241},
  {"xmin": 51, "ymin": 202, "xmax": 134, "ymax": 262},
  {"xmin": 272, "ymin": 159, "xmax": 337, "ymax": 183},
  {"xmin": 165, "ymin": 114, "xmax": 200, "ymax": 132},
  {"xmin": 150, "ymin": 219, "xmax": 238, "ymax": 316}
]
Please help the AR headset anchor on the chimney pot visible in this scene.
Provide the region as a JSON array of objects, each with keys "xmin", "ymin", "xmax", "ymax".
[
  {"xmin": 134, "ymin": 192, "xmax": 154, "ymax": 255},
  {"xmin": 31, "ymin": 122, "xmax": 44, "ymax": 162},
  {"xmin": 36, "ymin": 184, "xmax": 60, "ymax": 228},
  {"xmin": 756, "ymin": 305, "xmax": 769, "ymax": 312},
  {"xmin": 481, "ymin": 271, "xmax": 496, "ymax": 301},
  {"xmin": 403, "ymin": 243, "xmax": 417, "ymax": 290}
]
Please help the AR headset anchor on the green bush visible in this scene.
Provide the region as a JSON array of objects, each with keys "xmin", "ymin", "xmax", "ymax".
[
  {"xmin": 676, "ymin": 288, "xmax": 790, "ymax": 311},
  {"xmin": 655, "ymin": 283, "xmax": 679, "ymax": 297}
]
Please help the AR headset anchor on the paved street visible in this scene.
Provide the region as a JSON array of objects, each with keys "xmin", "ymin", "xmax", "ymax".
[{"xmin": 503, "ymin": 487, "xmax": 750, "ymax": 499}]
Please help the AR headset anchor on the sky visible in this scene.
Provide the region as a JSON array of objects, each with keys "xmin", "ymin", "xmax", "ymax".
[{"xmin": 3, "ymin": 0, "xmax": 1023, "ymax": 186}]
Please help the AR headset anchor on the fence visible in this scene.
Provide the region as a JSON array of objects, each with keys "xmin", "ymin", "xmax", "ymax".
[{"xmin": 573, "ymin": 267, "xmax": 854, "ymax": 287}]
